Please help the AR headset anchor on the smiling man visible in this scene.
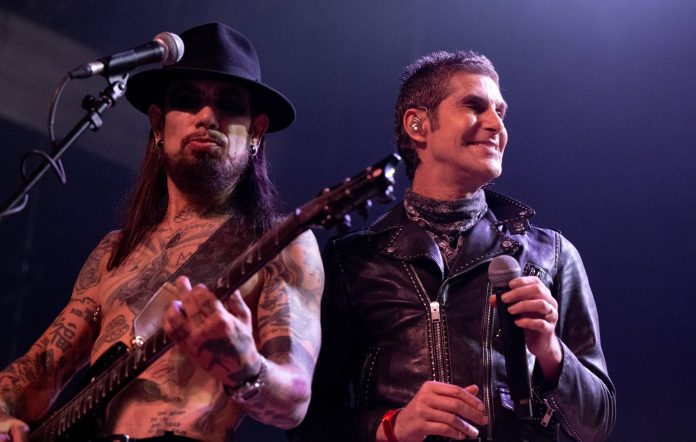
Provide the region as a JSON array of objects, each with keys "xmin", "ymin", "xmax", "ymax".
[
  {"xmin": 0, "ymin": 23, "xmax": 323, "ymax": 442},
  {"xmin": 294, "ymin": 51, "xmax": 616, "ymax": 441}
]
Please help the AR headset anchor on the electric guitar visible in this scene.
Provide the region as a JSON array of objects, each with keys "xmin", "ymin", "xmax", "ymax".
[{"xmin": 29, "ymin": 153, "xmax": 401, "ymax": 441}]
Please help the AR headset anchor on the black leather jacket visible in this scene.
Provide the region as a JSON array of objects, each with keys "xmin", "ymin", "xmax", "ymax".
[{"xmin": 295, "ymin": 189, "xmax": 616, "ymax": 442}]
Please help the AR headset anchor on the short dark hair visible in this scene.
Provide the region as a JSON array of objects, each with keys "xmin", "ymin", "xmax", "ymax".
[{"xmin": 394, "ymin": 50, "xmax": 499, "ymax": 180}]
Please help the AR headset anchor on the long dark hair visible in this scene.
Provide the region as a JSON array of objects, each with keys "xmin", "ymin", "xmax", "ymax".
[{"xmin": 106, "ymin": 131, "xmax": 280, "ymax": 270}]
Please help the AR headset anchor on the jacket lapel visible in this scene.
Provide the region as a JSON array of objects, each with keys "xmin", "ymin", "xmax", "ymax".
[{"xmin": 368, "ymin": 204, "xmax": 445, "ymax": 278}]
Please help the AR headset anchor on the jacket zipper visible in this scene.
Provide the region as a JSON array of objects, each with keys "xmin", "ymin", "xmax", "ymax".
[
  {"xmin": 482, "ymin": 283, "xmax": 495, "ymax": 441},
  {"xmin": 410, "ymin": 263, "xmax": 449, "ymax": 384},
  {"xmin": 541, "ymin": 399, "xmax": 554, "ymax": 427},
  {"xmin": 357, "ymin": 347, "xmax": 378, "ymax": 407},
  {"xmin": 430, "ymin": 265, "xmax": 499, "ymax": 440},
  {"xmin": 429, "ymin": 301, "xmax": 446, "ymax": 382}
]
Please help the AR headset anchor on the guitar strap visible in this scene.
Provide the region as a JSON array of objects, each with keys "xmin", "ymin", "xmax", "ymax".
[{"xmin": 132, "ymin": 214, "xmax": 256, "ymax": 341}]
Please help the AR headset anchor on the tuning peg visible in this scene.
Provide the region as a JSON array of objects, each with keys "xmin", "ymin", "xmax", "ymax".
[
  {"xmin": 336, "ymin": 214, "xmax": 352, "ymax": 234},
  {"xmin": 342, "ymin": 214, "xmax": 352, "ymax": 228},
  {"xmin": 376, "ymin": 185, "xmax": 396, "ymax": 203},
  {"xmin": 358, "ymin": 199, "xmax": 372, "ymax": 219}
]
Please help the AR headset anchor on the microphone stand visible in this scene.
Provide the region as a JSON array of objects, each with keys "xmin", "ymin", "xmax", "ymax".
[{"xmin": 0, "ymin": 73, "xmax": 129, "ymax": 222}]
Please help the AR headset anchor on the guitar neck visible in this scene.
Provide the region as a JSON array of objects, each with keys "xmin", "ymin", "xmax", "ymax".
[{"xmin": 211, "ymin": 210, "xmax": 308, "ymax": 299}]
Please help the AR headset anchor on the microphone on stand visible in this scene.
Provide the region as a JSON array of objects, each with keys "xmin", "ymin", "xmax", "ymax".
[
  {"xmin": 70, "ymin": 31, "xmax": 184, "ymax": 79},
  {"xmin": 488, "ymin": 255, "xmax": 533, "ymax": 419}
]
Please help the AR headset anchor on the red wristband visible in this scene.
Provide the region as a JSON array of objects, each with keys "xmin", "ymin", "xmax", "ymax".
[{"xmin": 380, "ymin": 408, "xmax": 402, "ymax": 442}]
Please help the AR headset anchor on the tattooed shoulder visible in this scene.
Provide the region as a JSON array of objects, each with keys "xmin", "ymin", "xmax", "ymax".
[
  {"xmin": 296, "ymin": 230, "xmax": 323, "ymax": 277},
  {"xmin": 74, "ymin": 230, "xmax": 119, "ymax": 294},
  {"xmin": 283, "ymin": 231, "xmax": 324, "ymax": 306}
]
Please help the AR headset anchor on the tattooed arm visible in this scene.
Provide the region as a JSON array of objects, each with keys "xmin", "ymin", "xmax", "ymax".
[
  {"xmin": 0, "ymin": 233, "xmax": 111, "ymax": 429},
  {"xmin": 243, "ymin": 230, "xmax": 323, "ymax": 428},
  {"xmin": 163, "ymin": 230, "xmax": 324, "ymax": 429}
]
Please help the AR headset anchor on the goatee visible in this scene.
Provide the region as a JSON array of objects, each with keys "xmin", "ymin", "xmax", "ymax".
[{"xmin": 163, "ymin": 150, "xmax": 249, "ymax": 205}]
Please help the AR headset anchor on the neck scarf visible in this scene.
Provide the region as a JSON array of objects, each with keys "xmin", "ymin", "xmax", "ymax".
[{"xmin": 404, "ymin": 188, "xmax": 487, "ymax": 268}]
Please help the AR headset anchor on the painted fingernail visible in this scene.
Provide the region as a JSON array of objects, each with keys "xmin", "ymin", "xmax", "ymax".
[{"xmin": 173, "ymin": 300, "xmax": 187, "ymax": 317}]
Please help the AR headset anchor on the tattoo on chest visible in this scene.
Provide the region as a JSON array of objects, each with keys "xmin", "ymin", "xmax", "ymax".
[
  {"xmin": 104, "ymin": 378, "xmax": 181, "ymax": 432},
  {"xmin": 193, "ymin": 391, "xmax": 230, "ymax": 433},
  {"xmin": 148, "ymin": 409, "xmax": 186, "ymax": 434},
  {"xmin": 92, "ymin": 315, "xmax": 129, "ymax": 356},
  {"xmin": 174, "ymin": 250, "xmax": 193, "ymax": 268},
  {"xmin": 165, "ymin": 232, "xmax": 182, "ymax": 249},
  {"xmin": 105, "ymin": 221, "xmax": 226, "ymax": 314},
  {"xmin": 106, "ymin": 251, "xmax": 171, "ymax": 314},
  {"xmin": 149, "ymin": 354, "xmax": 196, "ymax": 387}
]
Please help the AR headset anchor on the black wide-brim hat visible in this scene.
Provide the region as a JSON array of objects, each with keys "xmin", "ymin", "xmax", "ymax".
[{"xmin": 126, "ymin": 22, "xmax": 295, "ymax": 132}]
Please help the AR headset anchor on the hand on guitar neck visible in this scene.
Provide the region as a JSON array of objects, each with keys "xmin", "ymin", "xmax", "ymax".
[{"xmin": 0, "ymin": 406, "xmax": 30, "ymax": 441}]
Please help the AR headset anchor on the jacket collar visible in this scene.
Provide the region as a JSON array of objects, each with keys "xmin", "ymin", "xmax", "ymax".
[
  {"xmin": 364, "ymin": 188, "xmax": 535, "ymax": 277},
  {"xmin": 372, "ymin": 204, "xmax": 443, "ymax": 266},
  {"xmin": 483, "ymin": 187, "xmax": 536, "ymax": 234}
]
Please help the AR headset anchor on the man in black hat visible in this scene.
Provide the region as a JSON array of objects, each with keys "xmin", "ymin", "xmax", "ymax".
[{"xmin": 0, "ymin": 23, "xmax": 323, "ymax": 441}]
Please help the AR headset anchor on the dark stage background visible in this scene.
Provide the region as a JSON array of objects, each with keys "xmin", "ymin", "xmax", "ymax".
[{"xmin": 1, "ymin": 1, "xmax": 695, "ymax": 440}]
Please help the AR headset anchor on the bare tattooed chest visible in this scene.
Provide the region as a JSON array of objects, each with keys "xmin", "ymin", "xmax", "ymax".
[
  {"xmin": 86, "ymin": 220, "xmax": 243, "ymax": 439},
  {"xmin": 103, "ymin": 221, "xmax": 224, "ymax": 313},
  {"xmin": 91, "ymin": 221, "xmax": 224, "ymax": 360}
]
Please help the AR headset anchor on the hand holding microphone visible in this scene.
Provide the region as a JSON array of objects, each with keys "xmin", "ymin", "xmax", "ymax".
[{"xmin": 488, "ymin": 255, "xmax": 562, "ymax": 419}]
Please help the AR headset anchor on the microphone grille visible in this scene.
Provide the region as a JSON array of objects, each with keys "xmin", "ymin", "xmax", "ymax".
[
  {"xmin": 154, "ymin": 32, "xmax": 185, "ymax": 65},
  {"xmin": 488, "ymin": 255, "xmax": 521, "ymax": 288}
]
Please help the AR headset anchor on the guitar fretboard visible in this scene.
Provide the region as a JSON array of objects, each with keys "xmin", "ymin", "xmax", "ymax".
[{"xmin": 30, "ymin": 329, "xmax": 170, "ymax": 441}]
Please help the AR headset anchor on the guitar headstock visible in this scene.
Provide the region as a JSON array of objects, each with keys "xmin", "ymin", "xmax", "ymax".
[{"xmin": 297, "ymin": 153, "xmax": 401, "ymax": 232}]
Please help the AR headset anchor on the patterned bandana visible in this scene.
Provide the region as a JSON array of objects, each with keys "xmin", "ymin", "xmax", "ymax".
[{"xmin": 404, "ymin": 188, "xmax": 488, "ymax": 269}]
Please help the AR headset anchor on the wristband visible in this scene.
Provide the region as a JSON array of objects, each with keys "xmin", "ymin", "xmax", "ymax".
[
  {"xmin": 380, "ymin": 408, "xmax": 402, "ymax": 442},
  {"xmin": 223, "ymin": 357, "xmax": 267, "ymax": 403}
]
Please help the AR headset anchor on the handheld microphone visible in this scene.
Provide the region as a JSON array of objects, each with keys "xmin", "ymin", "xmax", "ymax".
[
  {"xmin": 488, "ymin": 255, "xmax": 533, "ymax": 419},
  {"xmin": 69, "ymin": 32, "xmax": 184, "ymax": 79}
]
